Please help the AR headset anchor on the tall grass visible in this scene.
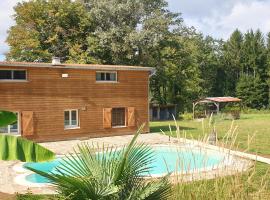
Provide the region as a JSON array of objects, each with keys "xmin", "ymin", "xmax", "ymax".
[
  {"xmin": 164, "ymin": 116, "xmax": 270, "ymax": 200},
  {"xmin": 17, "ymin": 116, "xmax": 270, "ymax": 200}
]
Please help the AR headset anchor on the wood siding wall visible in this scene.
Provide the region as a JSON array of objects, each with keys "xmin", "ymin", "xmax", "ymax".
[{"xmin": 0, "ymin": 66, "xmax": 149, "ymax": 142}]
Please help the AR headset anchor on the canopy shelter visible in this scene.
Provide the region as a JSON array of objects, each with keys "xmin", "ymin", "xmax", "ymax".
[{"xmin": 192, "ymin": 97, "xmax": 242, "ymax": 119}]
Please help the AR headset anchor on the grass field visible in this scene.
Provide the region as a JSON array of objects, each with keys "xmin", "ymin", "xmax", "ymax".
[
  {"xmin": 150, "ymin": 113, "xmax": 270, "ymax": 156},
  {"xmin": 150, "ymin": 113, "xmax": 270, "ymax": 199},
  {"xmin": 16, "ymin": 113, "xmax": 270, "ymax": 199}
]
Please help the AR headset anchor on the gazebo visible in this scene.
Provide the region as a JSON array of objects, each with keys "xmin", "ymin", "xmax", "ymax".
[{"xmin": 192, "ymin": 97, "xmax": 242, "ymax": 119}]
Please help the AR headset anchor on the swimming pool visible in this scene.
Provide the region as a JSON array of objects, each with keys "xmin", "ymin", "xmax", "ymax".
[{"xmin": 23, "ymin": 145, "xmax": 228, "ymax": 184}]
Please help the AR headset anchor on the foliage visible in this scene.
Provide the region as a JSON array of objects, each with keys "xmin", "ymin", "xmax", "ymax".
[
  {"xmin": 0, "ymin": 110, "xmax": 55, "ymax": 162},
  {"xmin": 6, "ymin": 0, "xmax": 270, "ymax": 112},
  {"xmin": 151, "ymin": 113, "xmax": 270, "ymax": 155},
  {"xmin": 26, "ymin": 125, "xmax": 172, "ymax": 200},
  {"xmin": 17, "ymin": 117, "xmax": 270, "ymax": 199},
  {"xmin": 221, "ymin": 29, "xmax": 243, "ymax": 96},
  {"xmin": 236, "ymin": 74, "xmax": 268, "ymax": 109},
  {"xmin": 0, "ymin": 110, "xmax": 17, "ymax": 127},
  {"xmin": 242, "ymin": 108, "xmax": 270, "ymax": 114},
  {"xmin": 172, "ymin": 164, "xmax": 270, "ymax": 200},
  {"xmin": 6, "ymin": 0, "xmax": 91, "ymax": 62},
  {"xmin": 156, "ymin": 116, "xmax": 270, "ymax": 199},
  {"xmin": 179, "ymin": 112, "xmax": 193, "ymax": 121},
  {"xmin": 0, "ymin": 134, "xmax": 55, "ymax": 162}
]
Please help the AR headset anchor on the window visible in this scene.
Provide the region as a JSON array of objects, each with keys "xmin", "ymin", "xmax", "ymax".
[
  {"xmin": 112, "ymin": 108, "xmax": 126, "ymax": 127},
  {"xmin": 0, "ymin": 70, "xmax": 26, "ymax": 80},
  {"xmin": 64, "ymin": 110, "xmax": 79, "ymax": 129},
  {"xmin": 96, "ymin": 71, "xmax": 117, "ymax": 82}
]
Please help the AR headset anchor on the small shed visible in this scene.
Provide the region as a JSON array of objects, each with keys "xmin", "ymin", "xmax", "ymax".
[
  {"xmin": 149, "ymin": 103, "xmax": 177, "ymax": 121},
  {"xmin": 193, "ymin": 97, "xmax": 242, "ymax": 119}
]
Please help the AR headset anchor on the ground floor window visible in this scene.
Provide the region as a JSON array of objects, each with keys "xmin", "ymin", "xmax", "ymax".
[
  {"xmin": 64, "ymin": 110, "xmax": 79, "ymax": 129},
  {"xmin": 112, "ymin": 108, "xmax": 126, "ymax": 127},
  {"xmin": 0, "ymin": 112, "xmax": 19, "ymax": 134}
]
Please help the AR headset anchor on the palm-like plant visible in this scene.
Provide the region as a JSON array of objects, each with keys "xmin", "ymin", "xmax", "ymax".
[
  {"xmin": 0, "ymin": 110, "xmax": 55, "ymax": 162},
  {"xmin": 26, "ymin": 125, "xmax": 172, "ymax": 200},
  {"xmin": 0, "ymin": 110, "xmax": 17, "ymax": 127}
]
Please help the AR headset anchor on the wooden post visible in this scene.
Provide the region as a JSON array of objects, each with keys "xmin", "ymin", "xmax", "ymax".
[
  {"xmin": 193, "ymin": 103, "xmax": 195, "ymax": 119},
  {"xmin": 213, "ymin": 102, "xmax": 220, "ymax": 114},
  {"xmin": 193, "ymin": 102, "xmax": 197, "ymax": 119}
]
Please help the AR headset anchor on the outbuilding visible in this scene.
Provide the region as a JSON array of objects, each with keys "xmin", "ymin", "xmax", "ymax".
[{"xmin": 192, "ymin": 97, "xmax": 242, "ymax": 119}]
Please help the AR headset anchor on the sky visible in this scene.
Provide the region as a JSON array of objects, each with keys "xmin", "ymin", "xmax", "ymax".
[{"xmin": 1, "ymin": 0, "xmax": 270, "ymax": 61}]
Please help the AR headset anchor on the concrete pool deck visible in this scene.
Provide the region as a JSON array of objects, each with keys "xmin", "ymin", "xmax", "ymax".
[{"xmin": 0, "ymin": 133, "xmax": 269, "ymax": 195}]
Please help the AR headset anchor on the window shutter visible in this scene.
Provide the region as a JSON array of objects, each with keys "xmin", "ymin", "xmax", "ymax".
[
  {"xmin": 103, "ymin": 108, "xmax": 112, "ymax": 128},
  {"xmin": 127, "ymin": 107, "xmax": 135, "ymax": 127},
  {"xmin": 21, "ymin": 111, "xmax": 34, "ymax": 136}
]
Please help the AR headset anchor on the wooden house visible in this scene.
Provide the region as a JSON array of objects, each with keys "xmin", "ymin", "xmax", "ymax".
[{"xmin": 0, "ymin": 59, "xmax": 154, "ymax": 142}]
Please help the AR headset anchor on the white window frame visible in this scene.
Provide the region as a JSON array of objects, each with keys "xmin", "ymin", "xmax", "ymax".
[
  {"xmin": 96, "ymin": 71, "xmax": 118, "ymax": 83},
  {"xmin": 0, "ymin": 69, "xmax": 27, "ymax": 82},
  {"xmin": 64, "ymin": 109, "xmax": 80, "ymax": 130}
]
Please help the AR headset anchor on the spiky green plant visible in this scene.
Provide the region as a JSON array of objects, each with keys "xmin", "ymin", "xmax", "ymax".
[
  {"xmin": 0, "ymin": 110, "xmax": 17, "ymax": 127},
  {"xmin": 0, "ymin": 134, "xmax": 55, "ymax": 162},
  {"xmin": 163, "ymin": 118, "xmax": 270, "ymax": 199},
  {"xmin": 26, "ymin": 125, "xmax": 172, "ymax": 200},
  {"xmin": 0, "ymin": 110, "xmax": 55, "ymax": 162}
]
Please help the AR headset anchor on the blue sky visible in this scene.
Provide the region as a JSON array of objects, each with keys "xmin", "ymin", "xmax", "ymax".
[{"xmin": 1, "ymin": 0, "xmax": 270, "ymax": 61}]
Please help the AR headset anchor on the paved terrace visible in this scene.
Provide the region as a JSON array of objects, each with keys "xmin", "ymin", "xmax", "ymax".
[{"xmin": 0, "ymin": 133, "xmax": 269, "ymax": 195}]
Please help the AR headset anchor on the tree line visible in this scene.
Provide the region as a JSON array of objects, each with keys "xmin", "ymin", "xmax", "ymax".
[{"xmin": 6, "ymin": 0, "xmax": 270, "ymax": 112}]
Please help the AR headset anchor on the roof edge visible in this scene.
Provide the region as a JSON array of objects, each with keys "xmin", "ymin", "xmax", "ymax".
[{"xmin": 0, "ymin": 61, "xmax": 154, "ymax": 73}]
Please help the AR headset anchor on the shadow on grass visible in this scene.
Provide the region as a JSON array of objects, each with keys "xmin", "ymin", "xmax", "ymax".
[{"xmin": 150, "ymin": 125, "xmax": 196, "ymax": 133}]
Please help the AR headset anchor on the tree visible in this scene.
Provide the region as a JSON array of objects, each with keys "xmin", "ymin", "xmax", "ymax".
[
  {"xmin": 7, "ymin": 0, "xmax": 270, "ymax": 112},
  {"xmin": 195, "ymin": 35, "xmax": 224, "ymax": 97},
  {"xmin": 82, "ymin": 0, "xmax": 181, "ymax": 65},
  {"xmin": 265, "ymin": 32, "xmax": 270, "ymax": 107},
  {"xmin": 150, "ymin": 31, "xmax": 204, "ymax": 112},
  {"xmin": 236, "ymin": 75, "xmax": 268, "ymax": 109},
  {"xmin": 222, "ymin": 29, "xmax": 243, "ymax": 96},
  {"xmin": 240, "ymin": 30, "xmax": 269, "ymax": 107},
  {"xmin": 27, "ymin": 126, "xmax": 172, "ymax": 199},
  {"xmin": 241, "ymin": 30, "xmax": 267, "ymax": 78},
  {"xmin": 6, "ymin": 0, "xmax": 91, "ymax": 62}
]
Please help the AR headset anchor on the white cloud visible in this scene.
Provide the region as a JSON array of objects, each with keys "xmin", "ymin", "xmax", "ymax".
[
  {"xmin": 217, "ymin": 1, "xmax": 270, "ymax": 38},
  {"xmin": 0, "ymin": 0, "xmax": 23, "ymax": 55},
  {"xmin": 168, "ymin": 0, "xmax": 270, "ymax": 39}
]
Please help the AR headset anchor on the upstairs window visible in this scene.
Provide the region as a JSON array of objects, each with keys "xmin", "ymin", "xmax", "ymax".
[
  {"xmin": 96, "ymin": 71, "xmax": 117, "ymax": 82},
  {"xmin": 0, "ymin": 70, "xmax": 27, "ymax": 81},
  {"xmin": 64, "ymin": 110, "xmax": 79, "ymax": 129}
]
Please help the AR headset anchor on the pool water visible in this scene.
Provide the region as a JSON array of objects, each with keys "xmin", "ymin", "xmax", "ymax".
[{"xmin": 23, "ymin": 146, "xmax": 225, "ymax": 184}]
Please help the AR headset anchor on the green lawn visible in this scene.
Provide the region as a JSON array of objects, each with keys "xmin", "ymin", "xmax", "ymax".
[
  {"xmin": 150, "ymin": 113, "xmax": 270, "ymax": 198},
  {"xmin": 150, "ymin": 113, "xmax": 270, "ymax": 156},
  {"xmin": 16, "ymin": 113, "xmax": 270, "ymax": 199}
]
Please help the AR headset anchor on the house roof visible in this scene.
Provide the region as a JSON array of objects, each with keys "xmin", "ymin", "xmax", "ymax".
[
  {"xmin": 0, "ymin": 61, "xmax": 155, "ymax": 74},
  {"xmin": 195, "ymin": 97, "xmax": 242, "ymax": 104}
]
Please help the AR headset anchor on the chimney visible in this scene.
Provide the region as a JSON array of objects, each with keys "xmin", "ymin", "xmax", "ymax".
[{"xmin": 52, "ymin": 57, "xmax": 61, "ymax": 65}]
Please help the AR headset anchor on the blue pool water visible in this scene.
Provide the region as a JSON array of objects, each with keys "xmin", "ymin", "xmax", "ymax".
[{"xmin": 23, "ymin": 146, "xmax": 224, "ymax": 184}]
